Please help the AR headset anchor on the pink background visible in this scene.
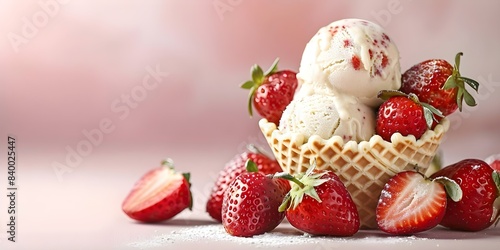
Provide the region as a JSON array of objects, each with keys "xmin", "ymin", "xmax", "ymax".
[{"xmin": 1, "ymin": 1, "xmax": 500, "ymax": 249}]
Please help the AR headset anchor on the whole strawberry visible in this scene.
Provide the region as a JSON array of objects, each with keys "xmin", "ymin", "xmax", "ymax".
[
  {"xmin": 241, "ymin": 58, "xmax": 298, "ymax": 125},
  {"xmin": 277, "ymin": 165, "xmax": 360, "ymax": 236},
  {"xmin": 376, "ymin": 90, "xmax": 442, "ymax": 141},
  {"xmin": 221, "ymin": 160, "xmax": 290, "ymax": 237},
  {"xmin": 431, "ymin": 159, "xmax": 500, "ymax": 231},
  {"xmin": 376, "ymin": 171, "xmax": 461, "ymax": 235},
  {"xmin": 122, "ymin": 159, "xmax": 192, "ymax": 222},
  {"xmin": 206, "ymin": 145, "xmax": 282, "ymax": 222},
  {"xmin": 401, "ymin": 52, "xmax": 479, "ymax": 119}
]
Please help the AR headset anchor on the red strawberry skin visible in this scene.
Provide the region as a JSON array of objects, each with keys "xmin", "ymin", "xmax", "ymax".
[
  {"xmin": 401, "ymin": 59, "xmax": 457, "ymax": 116},
  {"xmin": 376, "ymin": 171, "xmax": 447, "ymax": 235},
  {"xmin": 206, "ymin": 151, "xmax": 282, "ymax": 222},
  {"xmin": 122, "ymin": 167, "xmax": 191, "ymax": 222},
  {"xmin": 285, "ymin": 171, "xmax": 360, "ymax": 236},
  {"xmin": 253, "ymin": 70, "xmax": 298, "ymax": 125},
  {"xmin": 376, "ymin": 96, "xmax": 428, "ymax": 141},
  {"xmin": 431, "ymin": 159, "xmax": 499, "ymax": 231},
  {"xmin": 221, "ymin": 172, "xmax": 290, "ymax": 237}
]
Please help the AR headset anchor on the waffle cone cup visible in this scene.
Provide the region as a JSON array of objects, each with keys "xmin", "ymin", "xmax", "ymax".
[{"xmin": 259, "ymin": 118, "xmax": 450, "ymax": 229}]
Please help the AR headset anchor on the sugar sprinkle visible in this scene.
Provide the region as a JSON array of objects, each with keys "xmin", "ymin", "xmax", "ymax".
[{"xmin": 127, "ymin": 225, "xmax": 427, "ymax": 249}]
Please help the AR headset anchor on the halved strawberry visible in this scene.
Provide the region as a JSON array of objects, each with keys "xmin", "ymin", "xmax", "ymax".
[
  {"xmin": 376, "ymin": 171, "xmax": 461, "ymax": 235},
  {"xmin": 122, "ymin": 159, "xmax": 192, "ymax": 222}
]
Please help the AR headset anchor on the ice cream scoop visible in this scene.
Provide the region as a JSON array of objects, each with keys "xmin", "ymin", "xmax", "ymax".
[
  {"xmin": 278, "ymin": 93, "xmax": 375, "ymax": 142},
  {"xmin": 296, "ymin": 19, "xmax": 401, "ymax": 107}
]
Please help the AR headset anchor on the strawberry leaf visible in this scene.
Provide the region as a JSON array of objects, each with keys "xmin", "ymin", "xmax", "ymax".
[
  {"xmin": 271, "ymin": 171, "xmax": 306, "ymax": 212},
  {"xmin": 492, "ymin": 196, "xmax": 500, "ymax": 225},
  {"xmin": 377, "ymin": 89, "xmax": 408, "ymax": 100},
  {"xmin": 434, "ymin": 176, "xmax": 463, "ymax": 202},
  {"xmin": 493, "ymin": 171, "xmax": 500, "ymax": 194},
  {"xmin": 462, "ymin": 89, "xmax": 477, "ymax": 107},
  {"xmin": 421, "ymin": 102, "xmax": 443, "ymax": 128},
  {"xmin": 245, "ymin": 159, "xmax": 259, "ymax": 172},
  {"xmin": 240, "ymin": 80, "xmax": 255, "ymax": 89},
  {"xmin": 442, "ymin": 75, "xmax": 458, "ymax": 90},
  {"xmin": 456, "ymin": 87, "xmax": 465, "ymax": 111},
  {"xmin": 251, "ymin": 64, "xmax": 264, "ymax": 84},
  {"xmin": 422, "ymin": 107, "xmax": 434, "ymax": 129},
  {"xmin": 247, "ymin": 86, "xmax": 257, "ymax": 116},
  {"xmin": 279, "ymin": 162, "xmax": 329, "ymax": 210},
  {"xmin": 460, "ymin": 76, "xmax": 480, "ymax": 92},
  {"xmin": 454, "ymin": 52, "xmax": 463, "ymax": 71},
  {"xmin": 182, "ymin": 172, "xmax": 191, "ymax": 183},
  {"xmin": 444, "ymin": 52, "xmax": 480, "ymax": 112},
  {"xmin": 278, "ymin": 193, "xmax": 291, "ymax": 212},
  {"xmin": 182, "ymin": 172, "xmax": 193, "ymax": 210},
  {"xmin": 305, "ymin": 160, "xmax": 317, "ymax": 176}
]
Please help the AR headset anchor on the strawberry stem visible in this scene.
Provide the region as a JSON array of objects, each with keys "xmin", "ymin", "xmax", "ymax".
[{"xmin": 271, "ymin": 172, "xmax": 305, "ymax": 188}]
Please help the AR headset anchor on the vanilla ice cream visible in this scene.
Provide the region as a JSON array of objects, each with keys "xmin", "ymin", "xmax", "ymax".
[
  {"xmin": 296, "ymin": 19, "xmax": 401, "ymax": 107},
  {"xmin": 279, "ymin": 94, "xmax": 375, "ymax": 142}
]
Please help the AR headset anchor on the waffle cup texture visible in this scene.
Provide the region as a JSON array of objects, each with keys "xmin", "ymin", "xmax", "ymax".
[{"xmin": 259, "ymin": 118, "xmax": 450, "ymax": 229}]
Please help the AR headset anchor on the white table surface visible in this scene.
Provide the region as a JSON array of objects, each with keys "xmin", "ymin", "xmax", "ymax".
[{"xmin": 5, "ymin": 143, "xmax": 499, "ymax": 250}]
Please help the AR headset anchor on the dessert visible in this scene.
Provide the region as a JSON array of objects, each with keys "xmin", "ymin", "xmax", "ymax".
[
  {"xmin": 295, "ymin": 18, "xmax": 401, "ymax": 107},
  {"xmin": 260, "ymin": 117, "xmax": 448, "ymax": 228},
  {"xmin": 279, "ymin": 93, "xmax": 375, "ymax": 142},
  {"xmin": 258, "ymin": 18, "xmax": 460, "ymax": 229}
]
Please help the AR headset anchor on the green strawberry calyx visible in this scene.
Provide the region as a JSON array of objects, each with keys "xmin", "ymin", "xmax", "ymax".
[
  {"xmin": 442, "ymin": 52, "xmax": 480, "ymax": 111},
  {"xmin": 160, "ymin": 158, "xmax": 193, "ymax": 210},
  {"xmin": 378, "ymin": 90, "xmax": 444, "ymax": 129},
  {"xmin": 245, "ymin": 159, "xmax": 259, "ymax": 172},
  {"xmin": 241, "ymin": 58, "xmax": 280, "ymax": 117},
  {"xmin": 274, "ymin": 162, "xmax": 328, "ymax": 212},
  {"xmin": 432, "ymin": 176, "xmax": 463, "ymax": 202}
]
